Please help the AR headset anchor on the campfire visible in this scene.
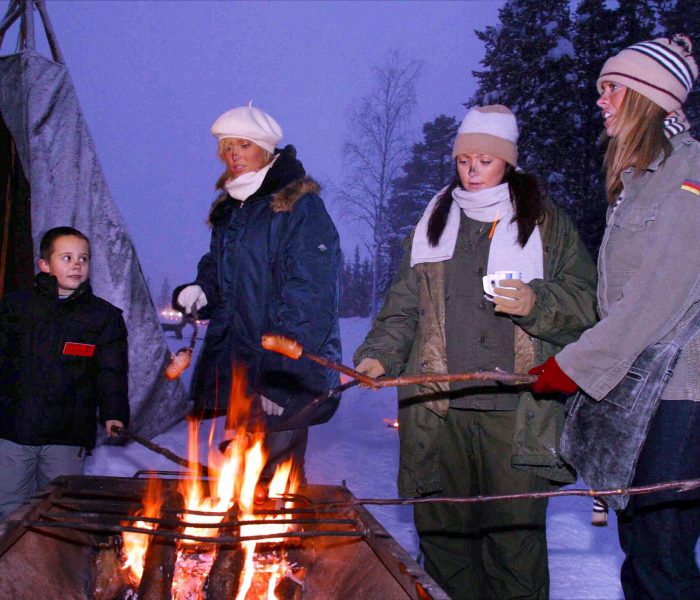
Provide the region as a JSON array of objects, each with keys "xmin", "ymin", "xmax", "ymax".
[
  {"xmin": 0, "ymin": 364, "xmax": 447, "ymax": 599},
  {"xmin": 111, "ymin": 365, "xmax": 360, "ymax": 598}
]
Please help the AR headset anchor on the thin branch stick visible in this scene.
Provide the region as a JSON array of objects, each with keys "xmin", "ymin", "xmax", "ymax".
[
  {"xmin": 304, "ymin": 350, "xmax": 378, "ymax": 387},
  {"xmin": 261, "ymin": 334, "xmax": 536, "ymax": 388},
  {"xmin": 376, "ymin": 371, "xmax": 536, "ymax": 387},
  {"xmin": 274, "ymin": 379, "xmax": 360, "ymax": 430},
  {"xmin": 314, "ymin": 478, "xmax": 700, "ymax": 509},
  {"xmin": 113, "ymin": 426, "xmax": 214, "ymax": 477}
]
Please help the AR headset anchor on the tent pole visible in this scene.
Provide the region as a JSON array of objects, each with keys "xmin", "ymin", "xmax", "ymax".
[
  {"xmin": 0, "ymin": 0, "xmax": 21, "ymax": 48},
  {"xmin": 20, "ymin": 0, "xmax": 34, "ymax": 51},
  {"xmin": 0, "ymin": 144, "xmax": 15, "ymax": 298},
  {"xmin": 34, "ymin": 0, "xmax": 64, "ymax": 64}
]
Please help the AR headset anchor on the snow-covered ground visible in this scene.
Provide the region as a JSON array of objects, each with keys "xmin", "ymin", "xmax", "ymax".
[{"xmin": 86, "ymin": 317, "xmax": 624, "ymax": 599}]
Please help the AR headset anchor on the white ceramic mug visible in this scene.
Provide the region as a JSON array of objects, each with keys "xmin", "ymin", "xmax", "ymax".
[{"xmin": 482, "ymin": 270, "xmax": 522, "ymax": 299}]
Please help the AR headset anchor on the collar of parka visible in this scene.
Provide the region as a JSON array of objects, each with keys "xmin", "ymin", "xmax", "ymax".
[{"xmin": 208, "ymin": 144, "xmax": 321, "ymax": 225}]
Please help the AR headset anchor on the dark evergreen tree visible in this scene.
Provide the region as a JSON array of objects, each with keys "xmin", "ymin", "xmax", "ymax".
[
  {"xmin": 338, "ymin": 245, "xmax": 373, "ymax": 318},
  {"xmin": 158, "ymin": 276, "xmax": 171, "ymax": 311},
  {"xmin": 614, "ymin": 0, "xmax": 658, "ymax": 47},
  {"xmin": 468, "ymin": 0, "xmax": 664, "ymax": 256},
  {"xmin": 382, "ymin": 114, "xmax": 460, "ymax": 287},
  {"xmin": 657, "ymin": 0, "xmax": 700, "ymax": 132},
  {"xmin": 338, "ymin": 249, "xmax": 352, "ymax": 318},
  {"xmin": 471, "ymin": 1, "xmax": 577, "ymax": 205},
  {"xmin": 567, "ymin": 0, "xmax": 619, "ymax": 252}
]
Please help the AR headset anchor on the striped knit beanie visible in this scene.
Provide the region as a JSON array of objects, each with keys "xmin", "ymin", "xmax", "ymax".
[
  {"xmin": 453, "ymin": 105, "xmax": 519, "ymax": 166},
  {"xmin": 597, "ymin": 34, "xmax": 698, "ymax": 112}
]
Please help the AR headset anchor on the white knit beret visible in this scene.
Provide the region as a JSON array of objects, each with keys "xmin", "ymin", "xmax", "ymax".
[
  {"xmin": 453, "ymin": 105, "xmax": 519, "ymax": 166},
  {"xmin": 210, "ymin": 105, "xmax": 283, "ymax": 153},
  {"xmin": 597, "ymin": 34, "xmax": 698, "ymax": 112}
]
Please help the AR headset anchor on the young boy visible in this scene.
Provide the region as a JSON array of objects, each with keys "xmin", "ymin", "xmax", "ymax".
[{"xmin": 0, "ymin": 226, "xmax": 129, "ymax": 520}]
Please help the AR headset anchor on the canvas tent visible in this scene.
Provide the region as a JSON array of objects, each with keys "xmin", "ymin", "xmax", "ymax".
[{"xmin": 0, "ymin": 0, "xmax": 189, "ymax": 440}]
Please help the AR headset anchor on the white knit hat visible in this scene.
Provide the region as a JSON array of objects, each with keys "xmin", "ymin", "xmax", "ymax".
[
  {"xmin": 452, "ymin": 105, "xmax": 519, "ymax": 166},
  {"xmin": 597, "ymin": 34, "xmax": 698, "ymax": 112},
  {"xmin": 210, "ymin": 105, "xmax": 283, "ymax": 153}
]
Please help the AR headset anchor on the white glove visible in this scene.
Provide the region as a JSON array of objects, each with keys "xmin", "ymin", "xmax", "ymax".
[
  {"xmin": 177, "ymin": 285, "xmax": 207, "ymax": 314},
  {"xmin": 261, "ymin": 395, "xmax": 284, "ymax": 416}
]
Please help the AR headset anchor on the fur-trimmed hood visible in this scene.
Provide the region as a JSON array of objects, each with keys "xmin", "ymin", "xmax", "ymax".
[
  {"xmin": 271, "ymin": 177, "xmax": 321, "ymax": 213},
  {"xmin": 208, "ymin": 145, "xmax": 320, "ymax": 225}
]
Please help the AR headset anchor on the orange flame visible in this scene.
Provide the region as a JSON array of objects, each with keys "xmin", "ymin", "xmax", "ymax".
[
  {"xmin": 122, "ymin": 363, "xmax": 299, "ymax": 598},
  {"xmin": 121, "ymin": 476, "xmax": 163, "ymax": 582}
]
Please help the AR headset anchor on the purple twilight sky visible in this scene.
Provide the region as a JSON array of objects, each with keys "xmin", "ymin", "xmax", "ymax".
[{"xmin": 2, "ymin": 0, "xmax": 504, "ymax": 294}]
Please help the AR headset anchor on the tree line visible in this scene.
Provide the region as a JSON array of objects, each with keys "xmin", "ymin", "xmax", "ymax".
[{"xmin": 339, "ymin": 0, "xmax": 700, "ymax": 318}]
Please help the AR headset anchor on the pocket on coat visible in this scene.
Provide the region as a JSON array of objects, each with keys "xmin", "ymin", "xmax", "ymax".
[
  {"xmin": 615, "ymin": 204, "xmax": 658, "ymax": 232},
  {"xmin": 602, "ymin": 366, "xmax": 649, "ymax": 410}
]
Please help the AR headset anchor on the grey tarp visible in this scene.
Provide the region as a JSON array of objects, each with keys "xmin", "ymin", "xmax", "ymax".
[{"xmin": 0, "ymin": 45, "xmax": 190, "ymax": 440}]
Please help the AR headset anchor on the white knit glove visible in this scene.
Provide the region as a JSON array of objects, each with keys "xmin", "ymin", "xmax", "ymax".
[
  {"xmin": 261, "ymin": 395, "xmax": 284, "ymax": 416},
  {"xmin": 177, "ymin": 285, "xmax": 208, "ymax": 314}
]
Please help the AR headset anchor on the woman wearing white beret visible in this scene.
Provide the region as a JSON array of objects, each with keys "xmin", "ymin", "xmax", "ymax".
[{"xmin": 173, "ymin": 105, "xmax": 342, "ymax": 480}]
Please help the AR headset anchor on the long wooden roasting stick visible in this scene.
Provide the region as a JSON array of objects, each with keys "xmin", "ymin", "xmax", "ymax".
[
  {"xmin": 113, "ymin": 425, "xmax": 214, "ymax": 478},
  {"xmin": 261, "ymin": 334, "xmax": 536, "ymax": 388},
  {"xmin": 313, "ymin": 478, "xmax": 700, "ymax": 509},
  {"xmin": 274, "ymin": 379, "xmax": 360, "ymax": 430}
]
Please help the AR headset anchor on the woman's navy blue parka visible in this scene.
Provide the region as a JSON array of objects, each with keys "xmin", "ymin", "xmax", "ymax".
[{"xmin": 175, "ymin": 146, "xmax": 341, "ymax": 427}]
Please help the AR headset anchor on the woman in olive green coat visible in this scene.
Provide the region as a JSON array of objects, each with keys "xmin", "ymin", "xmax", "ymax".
[{"xmin": 354, "ymin": 105, "xmax": 597, "ymax": 600}]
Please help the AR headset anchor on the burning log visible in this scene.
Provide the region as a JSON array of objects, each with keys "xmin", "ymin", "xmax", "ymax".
[
  {"xmin": 94, "ymin": 539, "xmax": 135, "ymax": 600},
  {"xmin": 274, "ymin": 573, "xmax": 303, "ymax": 599},
  {"xmin": 202, "ymin": 503, "xmax": 244, "ymax": 600},
  {"xmin": 137, "ymin": 490, "xmax": 184, "ymax": 600}
]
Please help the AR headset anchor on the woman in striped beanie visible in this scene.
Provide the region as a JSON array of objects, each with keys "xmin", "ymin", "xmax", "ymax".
[{"xmin": 530, "ymin": 35, "xmax": 700, "ymax": 599}]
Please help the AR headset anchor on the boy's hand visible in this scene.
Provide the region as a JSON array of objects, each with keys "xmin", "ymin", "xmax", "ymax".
[{"xmin": 105, "ymin": 420, "xmax": 124, "ymax": 437}]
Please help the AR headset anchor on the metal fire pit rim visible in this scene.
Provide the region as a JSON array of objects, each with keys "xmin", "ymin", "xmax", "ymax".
[
  {"xmin": 1, "ymin": 474, "xmax": 449, "ymax": 600},
  {"xmin": 341, "ymin": 483, "xmax": 450, "ymax": 600}
]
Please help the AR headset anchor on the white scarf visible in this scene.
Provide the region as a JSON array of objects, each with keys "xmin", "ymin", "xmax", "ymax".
[
  {"xmin": 224, "ymin": 155, "xmax": 278, "ymax": 201},
  {"xmin": 410, "ymin": 182, "xmax": 544, "ymax": 283}
]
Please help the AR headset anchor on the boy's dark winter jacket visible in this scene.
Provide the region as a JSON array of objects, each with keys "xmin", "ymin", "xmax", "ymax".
[
  {"xmin": 0, "ymin": 273, "xmax": 129, "ymax": 448},
  {"xmin": 174, "ymin": 145, "xmax": 341, "ymax": 427}
]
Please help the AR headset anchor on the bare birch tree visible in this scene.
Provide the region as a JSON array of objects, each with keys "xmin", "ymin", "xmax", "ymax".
[{"xmin": 339, "ymin": 51, "xmax": 421, "ymax": 316}]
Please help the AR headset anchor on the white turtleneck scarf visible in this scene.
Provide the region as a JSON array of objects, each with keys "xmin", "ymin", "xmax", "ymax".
[
  {"xmin": 224, "ymin": 155, "xmax": 278, "ymax": 201},
  {"xmin": 410, "ymin": 182, "xmax": 544, "ymax": 283}
]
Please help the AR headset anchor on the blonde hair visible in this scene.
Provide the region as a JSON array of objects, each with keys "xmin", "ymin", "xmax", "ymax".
[
  {"xmin": 602, "ymin": 88, "xmax": 671, "ymax": 203},
  {"xmin": 214, "ymin": 137, "xmax": 273, "ymax": 191}
]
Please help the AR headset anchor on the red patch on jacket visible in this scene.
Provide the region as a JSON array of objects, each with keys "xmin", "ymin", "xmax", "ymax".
[{"xmin": 63, "ymin": 342, "xmax": 96, "ymax": 357}]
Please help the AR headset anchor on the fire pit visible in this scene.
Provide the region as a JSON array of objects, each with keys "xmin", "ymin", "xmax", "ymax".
[{"xmin": 0, "ymin": 473, "xmax": 447, "ymax": 599}]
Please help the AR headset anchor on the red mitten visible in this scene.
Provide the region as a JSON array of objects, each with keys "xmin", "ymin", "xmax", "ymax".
[{"xmin": 529, "ymin": 356, "xmax": 578, "ymax": 395}]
